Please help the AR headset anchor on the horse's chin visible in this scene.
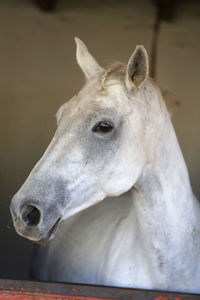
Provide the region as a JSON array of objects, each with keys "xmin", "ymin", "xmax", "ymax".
[{"xmin": 37, "ymin": 218, "xmax": 62, "ymax": 244}]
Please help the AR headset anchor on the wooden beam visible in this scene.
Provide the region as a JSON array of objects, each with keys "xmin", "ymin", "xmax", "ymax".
[{"xmin": 0, "ymin": 279, "xmax": 199, "ymax": 300}]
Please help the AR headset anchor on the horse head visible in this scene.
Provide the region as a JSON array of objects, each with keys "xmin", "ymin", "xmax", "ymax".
[{"xmin": 10, "ymin": 38, "xmax": 153, "ymax": 242}]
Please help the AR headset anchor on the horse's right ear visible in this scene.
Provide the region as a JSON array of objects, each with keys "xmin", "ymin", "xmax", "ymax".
[
  {"xmin": 75, "ymin": 37, "xmax": 104, "ymax": 80},
  {"xmin": 125, "ymin": 45, "xmax": 149, "ymax": 90}
]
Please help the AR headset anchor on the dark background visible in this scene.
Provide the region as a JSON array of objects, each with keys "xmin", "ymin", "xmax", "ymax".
[{"xmin": 0, "ymin": 0, "xmax": 199, "ymax": 280}]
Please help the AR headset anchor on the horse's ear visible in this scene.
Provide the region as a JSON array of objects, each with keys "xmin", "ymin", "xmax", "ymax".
[
  {"xmin": 125, "ymin": 45, "xmax": 149, "ymax": 90},
  {"xmin": 75, "ymin": 37, "xmax": 104, "ymax": 80}
]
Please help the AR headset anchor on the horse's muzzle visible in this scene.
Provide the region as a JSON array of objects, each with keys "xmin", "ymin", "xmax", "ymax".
[{"xmin": 10, "ymin": 201, "xmax": 61, "ymax": 242}]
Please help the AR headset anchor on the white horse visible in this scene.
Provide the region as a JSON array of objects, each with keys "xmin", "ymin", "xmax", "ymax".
[{"xmin": 10, "ymin": 38, "xmax": 200, "ymax": 293}]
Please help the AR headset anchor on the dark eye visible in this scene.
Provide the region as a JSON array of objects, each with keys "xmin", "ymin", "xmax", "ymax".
[{"xmin": 92, "ymin": 121, "xmax": 114, "ymax": 133}]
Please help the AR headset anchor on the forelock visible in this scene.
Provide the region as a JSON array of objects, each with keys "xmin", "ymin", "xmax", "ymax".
[{"xmin": 98, "ymin": 62, "xmax": 126, "ymax": 95}]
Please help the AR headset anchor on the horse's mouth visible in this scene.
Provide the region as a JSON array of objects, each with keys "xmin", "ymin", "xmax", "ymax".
[
  {"xmin": 12, "ymin": 214, "xmax": 62, "ymax": 243},
  {"xmin": 38, "ymin": 218, "xmax": 61, "ymax": 244}
]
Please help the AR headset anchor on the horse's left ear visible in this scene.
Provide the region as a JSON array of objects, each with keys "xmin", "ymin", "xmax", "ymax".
[{"xmin": 125, "ymin": 45, "xmax": 149, "ymax": 90}]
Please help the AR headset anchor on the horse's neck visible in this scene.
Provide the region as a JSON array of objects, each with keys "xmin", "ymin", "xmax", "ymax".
[
  {"xmin": 136, "ymin": 117, "xmax": 194, "ymax": 214},
  {"xmin": 133, "ymin": 115, "xmax": 200, "ymax": 280}
]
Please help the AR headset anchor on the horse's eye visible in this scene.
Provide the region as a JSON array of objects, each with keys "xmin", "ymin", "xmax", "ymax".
[{"xmin": 92, "ymin": 121, "xmax": 114, "ymax": 133}]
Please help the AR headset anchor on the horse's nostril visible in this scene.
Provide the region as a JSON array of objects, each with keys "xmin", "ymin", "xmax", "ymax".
[{"xmin": 22, "ymin": 205, "xmax": 41, "ymax": 226}]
